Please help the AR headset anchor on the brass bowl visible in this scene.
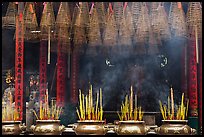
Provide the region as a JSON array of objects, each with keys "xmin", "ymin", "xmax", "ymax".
[
  {"xmin": 2, "ymin": 121, "xmax": 26, "ymax": 135},
  {"xmin": 73, "ymin": 120, "xmax": 108, "ymax": 135},
  {"xmin": 114, "ymin": 120, "xmax": 150, "ymax": 135},
  {"xmin": 155, "ymin": 120, "xmax": 197, "ymax": 135},
  {"xmin": 30, "ymin": 120, "xmax": 65, "ymax": 135}
]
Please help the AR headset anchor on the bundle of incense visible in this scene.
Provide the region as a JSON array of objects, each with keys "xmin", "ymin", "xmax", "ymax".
[
  {"xmin": 159, "ymin": 92, "xmax": 189, "ymax": 120},
  {"xmin": 118, "ymin": 88, "xmax": 144, "ymax": 121},
  {"xmin": 33, "ymin": 99, "xmax": 62, "ymax": 120},
  {"xmin": 76, "ymin": 86, "xmax": 103, "ymax": 121},
  {"xmin": 170, "ymin": 87, "xmax": 174, "ymax": 119}
]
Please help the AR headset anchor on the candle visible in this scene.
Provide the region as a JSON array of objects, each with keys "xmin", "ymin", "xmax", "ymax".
[{"xmin": 170, "ymin": 87, "xmax": 174, "ymax": 119}]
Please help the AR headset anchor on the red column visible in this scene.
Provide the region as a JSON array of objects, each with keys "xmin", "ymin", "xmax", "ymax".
[
  {"xmin": 188, "ymin": 40, "xmax": 198, "ymax": 117},
  {"xmin": 56, "ymin": 39, "xmax": 66, "ymax": 107},
  {"xmin": 71, "ymin": 50, "xmax": 79, "ymax": 104},
  {"xmin": 198, "ymin": 40, "xmax": 202, "ymax": 128},
  {"xmin": 15, "ymin": 13, "xmax": 24, "ymax": 120},
  {"xmin": 39, "ymin": 40, "xmax": 47, "ymax": 103}
]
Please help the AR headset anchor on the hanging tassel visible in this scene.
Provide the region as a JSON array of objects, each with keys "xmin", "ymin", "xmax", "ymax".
[
  {"xmin": 177, "ymin": 2, "xmax": 182, "ymax": 9},
  {"xmin": 48, "ymin": 26, "xmax": 51, "ymax": 64},
  {"xmin": 123, "ymin": 2, "xmax": 128, "ymax": 11},
  {"xmin": 109, "ymin": 3, "xmax": 113, "ymax": 13},
  {"xmin": 89, "ymin": 2, "xmax": 94, "ymax": 14}
]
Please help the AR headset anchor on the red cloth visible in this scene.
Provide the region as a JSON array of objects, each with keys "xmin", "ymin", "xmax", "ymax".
[
  {"xmin": 56, "ymin": 40, "xmax": 66, "ymax": 107},
  {"xmin": 15, "ymin": 15, "xmax": 24, "ymax": 120},
  {"xmin": 71, "ymin": 50, "xmax": 79, "ymax": 104},
  {"xmin": 188, "ymin": 40, "xmax": 198, "ymax": 117},
  {"xmin": 39, "ymin": 40, "xmax": 47, "ymax": 103}
]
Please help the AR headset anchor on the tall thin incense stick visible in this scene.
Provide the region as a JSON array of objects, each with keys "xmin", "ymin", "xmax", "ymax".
[{"xmin": 170, "ymin": 87, "xmax": 174, "ymax": 119}]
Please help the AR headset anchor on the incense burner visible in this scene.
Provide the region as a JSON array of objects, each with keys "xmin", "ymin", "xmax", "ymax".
[
  {"xmin": 114, "ymin": 120, "xmax": 150, "ymax": 135},
  {"xmin": 155, "ymin": 120, "xmax": 197, "ymax": 135},
  {"xmin": 30, "ymin": 120, "xmax": 65, "ymax": 135},
  {"xmin": 73, "ymin": 120, "xmax": 108, "ymax": 135},
  {"xmin": 2, "ymin": 121, "xmax": 26, "ymax": 135}
]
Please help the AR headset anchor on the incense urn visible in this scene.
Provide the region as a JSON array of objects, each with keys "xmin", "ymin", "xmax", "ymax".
[
  {"xmin": 73, "ymin": 120, "xmax": 108, "ymax": 135},
  {"xmin": 2, "ymin": 121, "xmax": 26, "ymax": 135},
  {"xmin": 114, "ymin": 120, "xmax": 150, "ymax": 135},
  {"xmin": 30, "ymin": 120, "xmax": 65, "ymax": 135},
  {"xmin": 155, "ymin": 120, "xmax": 197, "ymax": 135}
]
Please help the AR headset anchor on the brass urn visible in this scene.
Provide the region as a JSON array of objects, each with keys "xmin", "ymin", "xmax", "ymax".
[
  {"xmin": 155, "ymin": 120, "xmax": 197, "ymax": 135},
  {"xmin": 2, "ymin": 121, "xmax": 26, "ymax": 135},
  {"xmin": 73, "ymin": 120, "xmax": 108, "ymax": 135},
  {"xmin": 30, "ymin": 120, "xmax": 65, "ymax": 135},
  {"xmin": 114, "ymin": 120, "xmax": 150, "ymax": 135}
]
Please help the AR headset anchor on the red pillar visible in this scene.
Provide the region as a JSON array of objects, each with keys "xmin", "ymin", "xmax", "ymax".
[
  {"xmin": 71, "ymin": 50, "xmax": 79, "ymax": 104},
  {"xmin": 56, "ymin": 39, "xmax": 66, "ymax": 107},
  {"xmin": 39, "ymin": 40, "xmax": 47, "ymax": 104},
  {"xmin": 15, "ymin": 13, "xmax": 24, "ymax": 121},
  {"xmin": 188, "ymin": 40, "xmax": 198, "ymax": 117}
]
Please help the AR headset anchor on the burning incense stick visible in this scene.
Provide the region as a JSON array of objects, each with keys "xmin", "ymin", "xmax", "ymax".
[{"xmin": 170, "ymin": 87, "xmax": 174, "ymax": 119}]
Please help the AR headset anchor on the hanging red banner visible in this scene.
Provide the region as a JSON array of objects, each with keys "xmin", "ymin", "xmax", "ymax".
[
  {"xmin": 15, "ymin": 14, "xmax": 24, "ymax": 121},
  {"xmin": 198, "ymin": 40, "xmax": 202, "ymax": 127},
  {"xmin": 39, "ymin": 40, "xmax": 47, "ymax": 103},
  {"xmin": 57, "ymin": 39, "xmax": 66, "ymax": 107},
  {"xmin": 188, "ymin": 40, "xmax": 198, "ymax": 117},
  {"xmin": 71, "ymin": 50, "xmax": 79, "ymax": 104}
]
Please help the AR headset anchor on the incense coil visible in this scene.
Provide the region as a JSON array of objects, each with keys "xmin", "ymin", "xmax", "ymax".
[
  {"xmin": 135, "ymin": 3, "xmax": 150, "ymax": 44},
  {"xmin": 40, "ymin": 2, "xmax": 55, "ymax": 41},
  {"xmin": 168, "ymin": 2, "xmax": 187, "ymax": 38},
  {"xmin": 118, "ymin": 6, "xmax": 133, "ymax": 47},
  {"xmin": 131, "ymin": 2, "xmax": 141, "ymax": 34},
  {"xmin": 156, "ymin": 4, "xmax": 171, "ymax": 41},
  {"xmin": 54, "ymin": 26, "xmax": 71, "ymax": 53},
  {"xmin": 103, "ymin": 8, "xmax": 118, "ymax": 46},
  {"xmin": 113, "ymin": 2, "xmax": 123, "ymax": 31},
  {"xmin": 186, "ymin": 2, "xmax": 202, "ymax": 40},
  {"xmin": 2, "ymin": 2, "xmax": 17, "ymax": 29},
  {"xmin": 95, "ymin": 2, "xmax": 106, "ymax": 43},
  {"xmin": 88, "ymin": 7, "xmax": 102, "ymax": 47},
  {"xmin": 72, "ymin": 5, "xmax": 87, "ymax": 52},
  {"xmin": 23, "ymin": 2, "xmax": 39, "ymax": 42},
  {"xmin": 55, "ymin": 2, "xmax": 71, "ymax": 28}
]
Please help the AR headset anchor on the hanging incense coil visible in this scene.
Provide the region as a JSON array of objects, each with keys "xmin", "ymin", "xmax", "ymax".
[
  {"xmin": 113, "ymin": 2, "xmax": 123, "ymax": 31},
  {"xmin": 2, "ymin": 2, "xmax": 17, "ymax": 29},
  {"xmin": 118, "ymin": 5, "xmax": 133, "ymax": 47},
  {"xmin": 87, "ymin": 6, "xmax": 103, "ymax": 56},
  {"xmin": 149, "ymin": 2, "xmax": 162, "ymax": 46},
  {"xmin": 72, "ymin": 4, "xmax": 87, "ymax": 53},
  {"xmin": 40, "ymin": 2, "xmax": 55, "ymax": 41},
  {"xmin": 95, "ymin": 2, "xmax": 106, "ymax": 43},
  {"xmin": 168, "ymin": 2, "xmax": 187, "ymax": 38},
  {"xmin": 135, "ymin": 3, "xmax": 150, "ymax": 44},
  {"xmin": 104, "ymin": 6, "xmax": 118, "ymax": 47},
  {"xmin": 23, "ymin": 2, "xmax": 39, "ymax": 42},
  {"xmin": 131, "ymin": 2, "xmax": 141, "ymax": 35},
  {"xmin": 186, "ymin": 2, "xmax": 202, "ymax": 40},
  {"xmin": 55, "ymin": 2, "xmax": 71, "ymax": 28},
  {"xmin": 156, "ymin": 3, "xmax": 171, "ymax": 41},
  {"xmin": 148, "ymin": 28, "xmax": 159, "ymax": 55},
  {"xmin": 54, "ymin": 2, "xmax": 71, "ymax": 53}
]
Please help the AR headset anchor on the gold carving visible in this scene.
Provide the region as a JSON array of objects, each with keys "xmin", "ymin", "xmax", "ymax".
[
  {"xmin": 164, "ymin": 127, "xmax": 168, "ymax": 133},
  {"xmin": 174, "ymin": 127, "xmax": 180, "ymax": 134},
  {"xmin": 184, "ymin": 127, "xmax": 188, "ymax": 134}
]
